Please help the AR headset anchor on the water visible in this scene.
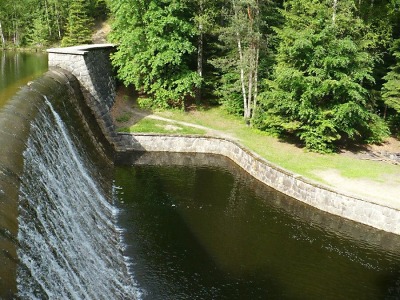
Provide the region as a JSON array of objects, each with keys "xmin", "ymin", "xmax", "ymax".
[
  {"xmin": 115, "ymin": 152, "xmax": 400, "ymax": 300},
  {"xmin": 0, "ymin": 51, "xmax": 140, "ymax": 298},
  {"xmin": 0, "ymin": 50, "xmax": 47, "ymax": 108},
  {"xmin": 17, "ymin": 98, "xmax": 140, "ymax": 299}
]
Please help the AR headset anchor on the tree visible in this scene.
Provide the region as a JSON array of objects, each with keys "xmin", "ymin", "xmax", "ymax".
[
  {"xmin": 382, "ymin": 38, "xmax": 400, "ymax": 131},
  {"xmin": 212, "ymin": 0, "xmax": 278, "ymax": 119},
  {"xmin": 27, "ymin": 12, "xmax": 50, "ymax": 47},
  {"xmin": 257, "ymin": 0, "xmax": 389, "ymax": 152},
  {"xmin": 61, "ymin": 0, "xmax": 93, "ymax": 46},
  {"xmin": 109, "ymin": 0, "xmax": 201, "ymax": 109}
]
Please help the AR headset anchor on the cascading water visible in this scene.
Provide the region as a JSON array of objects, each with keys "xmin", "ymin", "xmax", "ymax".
[{"xmin": 0, "ymin": 70, "xmax": 142, "ymax": 299}]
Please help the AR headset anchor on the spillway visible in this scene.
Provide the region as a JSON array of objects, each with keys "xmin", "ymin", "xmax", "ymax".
[{"xmin": 0, "ymin": 69, "xmax": 141, "ymax": 299}]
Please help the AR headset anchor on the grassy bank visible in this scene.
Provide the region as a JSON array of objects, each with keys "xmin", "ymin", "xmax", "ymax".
[{"xmin": 116, "ymin": 104, "xmax": 400, "ymax": 185}]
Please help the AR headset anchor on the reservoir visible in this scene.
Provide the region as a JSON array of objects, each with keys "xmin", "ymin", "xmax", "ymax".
[{"xmin": 0, "ymin": 50, "xmax": 48, "ymax": 108}]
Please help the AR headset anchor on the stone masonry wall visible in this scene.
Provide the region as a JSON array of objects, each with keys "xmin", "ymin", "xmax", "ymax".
[
  {"xmin": 47, "ymin": 45, "xmax": 121, "ymax": 150},
  {"xmin": 118, "ymin": 133, "xmax": 400, "ymax": 235}
]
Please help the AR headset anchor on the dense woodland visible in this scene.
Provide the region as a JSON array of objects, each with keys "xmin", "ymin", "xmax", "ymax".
[
  {"xmin": 0, "ymin": 0, "xmax": 107, "ymax": 47},
  {"xmin": 2, "ymin": 0, "xmax": 400, "ymax": 153}
]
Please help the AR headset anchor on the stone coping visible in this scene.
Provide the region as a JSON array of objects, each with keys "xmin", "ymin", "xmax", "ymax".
[
  {"xmin": 117, "ymin": 133, "xmax": 400, "ymax": 235},
  {"xmin": 47, "ymin": 44, "xmax": 116, "ymax": 55}
]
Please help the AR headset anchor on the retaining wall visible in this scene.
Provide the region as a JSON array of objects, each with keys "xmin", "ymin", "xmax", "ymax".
[{"xmin": 118, "ymin": 133, "xmax": 400, "ymax": 235}]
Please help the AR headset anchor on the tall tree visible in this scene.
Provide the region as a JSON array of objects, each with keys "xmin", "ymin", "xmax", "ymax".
[
  {"xmin": 212, "ymin": 0, "xmax": 278, "ymax": 119},
  {"xmin": 61, "ymin": 0, "xmax": 93, "ymax": 46},
  {"xmin": 27, "ymin": 12, "xmax": 50, "ymax": 47},
  {"xmin": 257, "ymin": 0, "xmax": 388, "ymax": 152},
  {"xmin": 109, "ymin": 0, "xmax": 201, "ymax": 109}
]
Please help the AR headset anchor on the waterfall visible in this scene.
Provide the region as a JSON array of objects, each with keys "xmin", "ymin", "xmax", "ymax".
[{"xmin": 13, "ymin": 83, "xmax": 141, "ymax": 298}]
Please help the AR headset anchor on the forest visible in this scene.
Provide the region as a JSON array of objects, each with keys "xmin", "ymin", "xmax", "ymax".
[{"xmin": 1, "ymin": 0, "xmax": 400, "ymax": 153}]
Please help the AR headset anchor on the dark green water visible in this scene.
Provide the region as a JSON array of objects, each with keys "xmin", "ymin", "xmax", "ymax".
[
  {"xmin": 0, "ymin": 51, "xmax": 48, "ymax": 108},
  {"xmin": 115, "ymin": 153, "xmax": 400, "ymax": 300}
]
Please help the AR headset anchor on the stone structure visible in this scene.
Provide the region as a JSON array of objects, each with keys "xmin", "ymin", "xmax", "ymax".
[
  {"xmin": 47, "ymin": 45, "xmax": 400, "ymax": 236},
  {"xmin": 118, "ymin": 133, "xmax": 400, "ymax": 235},
  {"xmin": 47, "ymin": 44, "xmax": 120, "ymax": 151}
]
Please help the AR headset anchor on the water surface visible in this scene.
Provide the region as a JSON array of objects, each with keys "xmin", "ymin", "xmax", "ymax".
[
  {"xmin": 0, "ymin": 51, "xmax": 48, "ymax": 108},
  {"xmin": 115, "ymin": 152, "xmax": 400, "ymax": 300}
]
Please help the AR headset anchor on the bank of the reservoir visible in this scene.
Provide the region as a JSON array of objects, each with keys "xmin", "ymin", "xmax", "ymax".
[{"xmin": 48, "ymin": 45, "xmax": 400, "ymax": 236}]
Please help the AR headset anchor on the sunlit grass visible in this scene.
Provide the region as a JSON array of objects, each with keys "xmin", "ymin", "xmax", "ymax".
[
  {"xmin": 153, "ymin": 106, "xmax": 400, "ymax": 183},
  {"xmin": 118, "ymin": 118, "xmax": 206, "ymax": 135}
]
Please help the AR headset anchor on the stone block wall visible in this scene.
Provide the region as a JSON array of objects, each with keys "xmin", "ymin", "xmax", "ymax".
[
  {"xmin": 118, "ymin": 133, "xmax": 400, "ymax": 235},
  {"xmin": 47, "ymin": 45, "xmax": 121, "ymax": 150}
]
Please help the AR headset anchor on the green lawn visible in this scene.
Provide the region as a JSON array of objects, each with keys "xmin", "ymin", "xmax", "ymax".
[
  {"xmin": 118, "ymin": 117, "xmax": 206, "ymax": 135},
  {"xmin": 120, "ymin": 106, "xmax": 400, "ymax": 184}
]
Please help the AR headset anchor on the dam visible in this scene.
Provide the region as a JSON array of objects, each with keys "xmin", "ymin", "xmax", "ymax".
[{"xmin": 0, "ymin": 47, "xmax": 399, "ymax": 298}]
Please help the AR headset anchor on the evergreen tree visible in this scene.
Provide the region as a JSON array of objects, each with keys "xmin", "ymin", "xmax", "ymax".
[
  {"xmin": 382, "ymin": 37, "xmax": 400, "ymax": 135},
  {"xmin": 109, "ymin": 0, "xmax": 201, "ymax": 109},
  {"xmin": 28, "ymin": 13, "xmax": 50, "ymax": 47},
  {"xmin": 61, "ymin": 0, "xmax": 93, "ymax": 47},
  {"xmin": 257, "ymin": 0, "xmax": 388, "ymax": 152}
]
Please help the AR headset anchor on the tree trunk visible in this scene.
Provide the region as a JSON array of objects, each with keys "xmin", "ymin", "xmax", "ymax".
[
  {"xmin": 332, "ymin": 0, "xmax": 338, "ymax": 24},
  {"xmin": 232, "ymin": 0, "xmax": 248, "ymax": 118},
  {"xmin": 247, "ymin": 45, "xmax": 255, "ymax": 120},
  {"xmin": 253, "ymin": 47, "xmax": 260, "ymax": 118},
  {"xmin": 44, "ymin": 0, "xmax": 52, "ymax": 36},
  {"xmin": 237, "ymin": 35, "xmax": 248, "ymax": 117},
  {"xmin": 196, "ymin": 0, "xmax": 204, "ymax": 104},
  {"xmin": 0, "ymin": 21, "xmax": 5, "ymax": 47}
]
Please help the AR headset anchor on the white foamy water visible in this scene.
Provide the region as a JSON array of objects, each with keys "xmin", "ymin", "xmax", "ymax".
[{"xmin": 17, "ymin": 97, "xmax": 142, "ymax": 299}]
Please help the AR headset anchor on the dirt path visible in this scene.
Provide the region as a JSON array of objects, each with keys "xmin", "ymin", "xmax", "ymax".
[{"xmin": 314, "ymin": 169, "xmax": 400, "ymax": 209}]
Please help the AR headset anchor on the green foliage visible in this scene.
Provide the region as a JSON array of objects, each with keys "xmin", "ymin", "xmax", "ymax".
[
  {"xmin": 109, "ymin": 0, "xmax": 201, "ymax": 109},
  {"xmin": 27, "ymin": 14, "xmax": 50, "ymax": 47},
  {"xmin": 61, "ymin": 0, "xmax": 93, "ymax": 46},
  {"xmin": 382, "ymin": 38, "xmax": 400, "ymax": 136},
  {"xmin": 383, "ymin": 39, "xmax": 400, "ymax": 113},
  {"xmin": 257, "ymin": 0, "xmax": 389, "ymax": 153}
]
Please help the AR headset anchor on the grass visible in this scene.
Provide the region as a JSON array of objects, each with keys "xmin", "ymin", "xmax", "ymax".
[
  {"xmin": 118, "ymin": 118, "xmax": 206, "ymax": 135},
  {"xmin": 115, "ymin": 112, "xmax": 132, "ymax": 123},
  {"xmin": 151, "ymin": 106, "xmax": 400, "ymax": 183},
  {"xmin": 113, "ymin": 99, "xmax": 400, "ymax": 184}
]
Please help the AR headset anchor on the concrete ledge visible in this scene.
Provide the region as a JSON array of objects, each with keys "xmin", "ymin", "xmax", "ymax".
[
  {"xmin": 117, "ymin": 133, "xmax": 400, "ymax": 235},
  {"xmin": 47, "ymin": 44, "xmax": 116, "ymax": 55}
]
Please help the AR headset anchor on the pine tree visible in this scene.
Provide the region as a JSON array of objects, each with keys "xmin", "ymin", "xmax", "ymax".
[
  {"xmin": 28, "ymin": 13, "xmax": 49, "ymax": 47},
  {"xmin": 61, "ymin": 0, "xmax": 93, "ymax": 47},
  {"xmin": 257, "ymin": 0, "xmax": 388, "ymax": 152}
]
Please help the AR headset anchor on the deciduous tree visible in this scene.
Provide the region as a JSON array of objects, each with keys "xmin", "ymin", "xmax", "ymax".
[{"xmin": 109, "ymin": 0, "xmax": 201, "ymax": 109}]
